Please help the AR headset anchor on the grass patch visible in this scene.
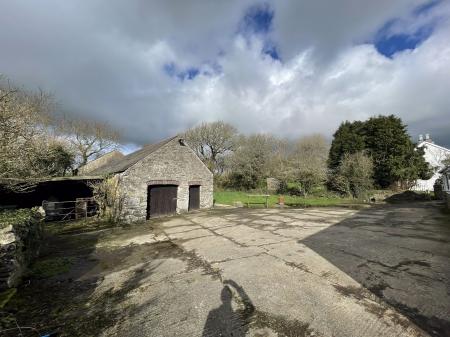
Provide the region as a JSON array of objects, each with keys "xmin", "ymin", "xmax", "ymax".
[
  {"xmin": 30, "ymin": 257, "xmax": 75, "ymax": 279},
  {"xmin": 214, "ymin": 191, "xmax": 360, "ymax": 208}
]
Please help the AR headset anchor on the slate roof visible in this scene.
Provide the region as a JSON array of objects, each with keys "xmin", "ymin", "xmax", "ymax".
[
  {"xmin": 88, "ymin": 135, "xmax": 179, "ymax": 175},
  {"xmin": 78, "ymin": 150, "xmax": 125, "ymax": 175}
]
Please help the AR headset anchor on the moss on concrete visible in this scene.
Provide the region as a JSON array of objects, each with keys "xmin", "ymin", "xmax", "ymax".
[{"xmin": 30, "ymin": 257, "xmax": 75, "ymax": 279}]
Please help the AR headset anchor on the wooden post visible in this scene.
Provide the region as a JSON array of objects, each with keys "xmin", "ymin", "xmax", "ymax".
[
  {"xmin": 75, "ymin": 198, "xmax": 88, "ymax": 220},
  {"xmin": 278, "ymin": 195, "xmax": 285, "ymax": 208}
]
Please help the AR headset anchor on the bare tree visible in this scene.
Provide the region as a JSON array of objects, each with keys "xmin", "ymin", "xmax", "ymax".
[
  {"xmin": 63, "ymin": 118, "xmax": 120, "ymax": 168},
  {"xmin": 0, "ymin": 77, "xmax": 57, "ymax": 191},
  {"xmin": 227, "ymin": 134, "xmax": 274, "ymax": 190},
  {"xmin": 184, "ymin": 121, "xmax": 237, "ymax": 175},
  {"xmin": 266, "ymin": 136, "xmax": 294, "ymax": 181},
  {"xmin": 289, "ymin": 134, "xmax": 329, "ymax": 195}
]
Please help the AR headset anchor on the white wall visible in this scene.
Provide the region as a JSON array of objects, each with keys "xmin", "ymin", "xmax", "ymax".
[{"xmin": 412, "ymin": 142, "xmax": 450, "ymax": 192}]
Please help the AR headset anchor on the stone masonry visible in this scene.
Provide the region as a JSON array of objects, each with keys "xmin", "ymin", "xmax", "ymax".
[
  {"xmin": 118, "ymin": 138, "xmax": 213, "ymax": 222},
  {"xmin": 0, "ymin": 210, "xmax": 42, "ymax": 289}
]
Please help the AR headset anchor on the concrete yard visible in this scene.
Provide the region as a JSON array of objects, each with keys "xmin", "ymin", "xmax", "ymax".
[{"xmin": 4, "ymin": 202, "xmax": 450, "ymax": 337}]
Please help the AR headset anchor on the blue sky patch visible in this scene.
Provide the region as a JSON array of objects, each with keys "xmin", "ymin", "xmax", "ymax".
[
  {"xmin": 163, "ymin": 63, "xmax": 200, "ymax": 81},
  {"xmin": 238, "ymin": 4, "xmax": 281, "ymax": 61},
  {"xmin": 240, "ymin": 3, "xmax": 273, "ymax": 35},
  {"xmin": 263, "ymin": 43, "xmax": 281, "ymax": 61},
  {"xmin": 374, "ymin": 0, "xmax": 439, "ymax": 58},
  {"xmin": 375, "ymin": 23, "xmax": 434, "ymax": 57},
  {"xmin": 178, "ymin": 67, "xmax": 199, "ymax": 80},
  {"xmin": 163, "ymin": 62, "xmax": 177, "ymax": 77}
]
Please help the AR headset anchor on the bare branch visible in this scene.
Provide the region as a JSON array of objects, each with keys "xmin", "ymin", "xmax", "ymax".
[
  {"xmin": 184, "ymin": 121, "xmax": 238, "ymax": 175},
  {"xmin": 62, "ymin": 117, "xmax": 121, "ymax": 168}
]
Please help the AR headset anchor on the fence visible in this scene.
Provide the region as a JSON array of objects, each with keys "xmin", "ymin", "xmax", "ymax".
[{"xmin": 42, "ymin": 197, "xmax": 98, "ymax": 222}]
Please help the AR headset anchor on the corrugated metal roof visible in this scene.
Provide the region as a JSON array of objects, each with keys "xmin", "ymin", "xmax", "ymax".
[{"xmin": 88, "ymin": 135, "xmax": 179, "ymax": 175}]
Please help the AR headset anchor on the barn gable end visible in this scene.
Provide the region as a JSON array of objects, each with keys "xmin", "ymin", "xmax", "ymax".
[{"xmin": 117, "ymin": 136, "xmax": 213, "ymax": 222}]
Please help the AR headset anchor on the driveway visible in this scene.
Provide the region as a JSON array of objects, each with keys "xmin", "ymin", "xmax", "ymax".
[{"xmin": 4, "ymin": 202, "xmax": 450, "ymax": 337}]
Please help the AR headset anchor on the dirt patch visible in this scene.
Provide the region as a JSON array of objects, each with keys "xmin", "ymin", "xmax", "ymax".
[
  {"xmin": 0, "ymin": 221, "xmax": 183, "ymax": 337},
  {"xmin": 284, "ymin": 261, "xmax": 311, "ymax": 273},
  {"xmin": 333, "ymin": 284, "xmax": 373, "ymax": 301},
  {"xmin": 251, "ymin": 310, "xmax": 316, "ymax": 337},
  {"xmin": 385, "ymin": 191, "xmax": 433, "ymax": 203}
]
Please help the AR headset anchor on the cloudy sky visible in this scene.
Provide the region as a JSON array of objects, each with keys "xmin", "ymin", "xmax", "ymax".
[{"xmin": 1, "ymin": 0, "xmax": 449, "ymax": 147}]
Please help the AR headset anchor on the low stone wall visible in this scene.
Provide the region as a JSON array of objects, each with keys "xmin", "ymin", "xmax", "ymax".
[
  {"xmin": 0, "ymin": 209, "xmax": 42, "ymax": 289},
  {"xmin": 433, "ymin": 181, "xmax": 443, "ymax": 200},
  {"xmin": 445, "ymin": 192, "xmax": 450, "ymax": 210}
]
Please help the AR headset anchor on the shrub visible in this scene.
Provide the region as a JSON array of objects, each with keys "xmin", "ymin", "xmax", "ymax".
[
  {"xmin": 0, "ymin": 208, "xmax": 42, "ymax": 229},
  {"xmin": 329, "ymin": 151, "xmax": 374, "ymax": 199},
  {"xmin": 89, "ymin": 176, "xmax": 125, "ymax": 223},
  {"xmin": 276, "ymin": 180, "xmax": 289, "ymax": 194}
]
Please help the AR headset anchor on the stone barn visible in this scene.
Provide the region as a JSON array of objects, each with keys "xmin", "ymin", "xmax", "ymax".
[{"xmin": 88, "ymin": 135, "xmax": 213, "ymax": 222}]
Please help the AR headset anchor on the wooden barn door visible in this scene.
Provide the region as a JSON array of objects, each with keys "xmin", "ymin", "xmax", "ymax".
[
  {"xmin": 147, "ymin": 185, "xmax": 177, "ymax": 218},
  {"xmin": 188, "ymin": 185, "xmax": 200, "ymax": 211}
]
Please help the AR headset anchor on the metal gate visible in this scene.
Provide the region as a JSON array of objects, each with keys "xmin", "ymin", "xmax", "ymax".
[
  {"xmin": 147, "ymin": 185, "xmax": 177, "ymax": 218},
  {"xmin": 188, "ymin": 185, "xmax": 200, "ymax": 211},
  {"xmin": 42, "ymin": 197, "xmax": 98, "ymax": 221}
]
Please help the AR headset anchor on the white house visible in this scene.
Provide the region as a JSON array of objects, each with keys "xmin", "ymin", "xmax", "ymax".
[{"xmin": 412, "ymin": 134, "xmax": 450, "ymax": 192}]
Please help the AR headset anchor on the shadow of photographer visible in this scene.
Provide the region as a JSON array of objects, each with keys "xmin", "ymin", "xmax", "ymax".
[{"xmin": 202, "ymin": 279, "xmax": 255, "ymax": 337}]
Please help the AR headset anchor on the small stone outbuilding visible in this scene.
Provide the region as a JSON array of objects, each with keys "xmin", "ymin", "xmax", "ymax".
[{"xmin": 89, "ymin": 135, "xmax": 213, "ymax": 222}]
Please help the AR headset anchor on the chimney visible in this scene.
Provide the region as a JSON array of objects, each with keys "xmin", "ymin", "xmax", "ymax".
[{"xmin": 419, "ymin": 134, "xmax": 423, "ymax": 142}]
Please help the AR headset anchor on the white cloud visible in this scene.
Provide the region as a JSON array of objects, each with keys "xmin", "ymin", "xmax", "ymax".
[{"xmin": 0, "ymin": 0, "xmax": 449, "ymax": 146}]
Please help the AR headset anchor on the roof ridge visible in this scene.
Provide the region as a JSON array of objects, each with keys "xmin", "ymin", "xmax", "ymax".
[
  {"xmin": 419, "ymin": 141, "xmax": 450, "ymax": 152},
  {"xmin": 87, "ymin": 135, "xmax": 180, "ymax": 175}
]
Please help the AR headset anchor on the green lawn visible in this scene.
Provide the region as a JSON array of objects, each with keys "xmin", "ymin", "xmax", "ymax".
[{"xmin": 214, "ymin": 191, "xmax": 361, "ymax": 208}]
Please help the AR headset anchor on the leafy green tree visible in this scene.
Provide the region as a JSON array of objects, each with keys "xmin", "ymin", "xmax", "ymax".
[
  {"xmin": 39, "ymin": 142, "xmax": 75, "ymax": 176},
  {"xmin": 328, "ymin": 115, "xmax": 431, "ymax": 188},
  {"xmin": 328, "ymin": 121, "xmax": 365, "ymax": 169},
  {"xmin": 362, "ymin": 115, "xmax": 431, "ymax": 187}
]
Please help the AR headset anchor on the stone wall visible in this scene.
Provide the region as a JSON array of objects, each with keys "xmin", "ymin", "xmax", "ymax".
[
  {"xmin": 266, "ymin": 178, "xmax": 280, "ymax": 193},
  {"xmin": 118, "ymin": 138, "xmax": 213, "ymax": 222},
  {"xmin": 0, "ymin": 209, "xmax": 42, "ymax": 289},
  {"xmin": 433, "ymin": 179, "xmax": 443, "ymax": 200},
  {"xmin": 445, "ymin": 192, "xmax": 450, "ymax": 210}
]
